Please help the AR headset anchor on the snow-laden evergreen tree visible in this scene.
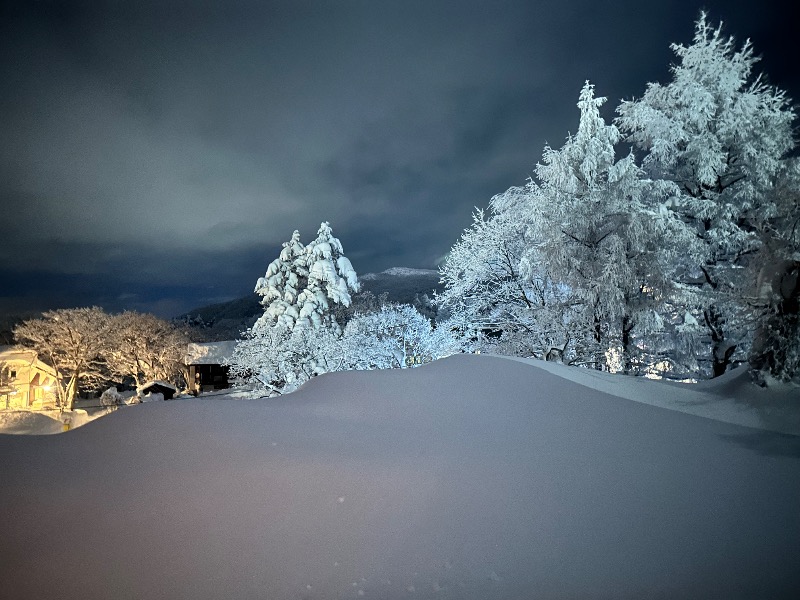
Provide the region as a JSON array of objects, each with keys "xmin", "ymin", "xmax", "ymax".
[
  {"xmin": 253, "ymin": 223, "xmax": 359, "ymax": 333},
  {"xmin": 295, "ymin": 222, "xmax": 360, "ymax": 332},
  {"xmin": 231, "ymin": 222, "xmax": 360, "ymax": 394},
  {"xmin": 528, "ymin": 82, "xmax": 685, "ymax": 372},
  {"xmin": 616, "ymin": 12, "xmax": 797, "ymax": 378},
  {"xmin": 253, "ymin": 230, "xmax": 308, "ymax": 330}
]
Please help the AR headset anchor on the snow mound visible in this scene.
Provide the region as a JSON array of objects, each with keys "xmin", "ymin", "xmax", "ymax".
[
  {"xmin": 0, "ymin": 354, "xmax": 797, "ymax": 599},
  {"xmin": 1, "ymin": 408, "xmax": 118, "ymax": 435},
  {"xmin": 0, "ymin": 410, "xmax": 63, "ymax": 435}
]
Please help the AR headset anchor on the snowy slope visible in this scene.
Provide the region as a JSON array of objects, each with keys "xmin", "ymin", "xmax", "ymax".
[
  {"xmin": 1, "ymin": 355, "xmax": 798, "ymax": 599},
  {"xmin": 504, "ymin": 356, "xmax": 800, "ymax": 435}
]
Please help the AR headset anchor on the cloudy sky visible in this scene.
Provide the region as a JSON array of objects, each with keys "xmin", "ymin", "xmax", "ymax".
[{"xmin": 1, "ymin": 0, "xmax": 796, "ymax": 318}]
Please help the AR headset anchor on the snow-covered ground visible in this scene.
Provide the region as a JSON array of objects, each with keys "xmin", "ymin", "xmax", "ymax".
[
  {"xmin": 0, "ymin": 407, "xmax": 114, "ymax": 435},
  {"xmin": 1, "ymin": 354, "xmax": 798, "ymax": 599},
  {"xmin": 506, "ymin": 356, "xmax": 800, "ymax": 435}
]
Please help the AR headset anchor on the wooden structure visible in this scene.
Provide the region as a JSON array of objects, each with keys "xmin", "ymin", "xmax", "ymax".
[
  {"xmin": 0, "ymin": 347, "xmax": 59, "ymax": 410},
  {"xmin": 185, "ymin": 341, "xmax": 237, "ymax": 394}
]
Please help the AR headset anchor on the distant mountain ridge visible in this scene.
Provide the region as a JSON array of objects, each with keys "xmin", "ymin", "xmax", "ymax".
[
  {"xmin": 178, "ymin": 267, "xmax": 443, "ymax": 341},
  {"xmin": 360, "ymin": 267, "xmax": 439, "ymax": 280}
]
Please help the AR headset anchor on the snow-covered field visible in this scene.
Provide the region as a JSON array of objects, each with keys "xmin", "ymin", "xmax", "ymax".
[{"xmin": 1, "ymin": 354, "xmax": 798, "ymax": 599}]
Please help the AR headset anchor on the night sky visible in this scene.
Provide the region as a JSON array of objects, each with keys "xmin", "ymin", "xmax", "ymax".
[{"xmin": 1, "ymin": 1, "xmax": 796, "ymax": 318}]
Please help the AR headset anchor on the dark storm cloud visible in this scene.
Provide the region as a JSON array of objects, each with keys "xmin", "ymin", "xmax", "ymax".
[{"xmin": 0, "ymin": 0, "xmax": 796, "ymax": 316}]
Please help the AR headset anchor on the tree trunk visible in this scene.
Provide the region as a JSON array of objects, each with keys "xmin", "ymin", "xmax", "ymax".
[
  {"xmin": 621, "ymin": 315, "xmax": 635, "ymax": 374},
  {"xmin": 593, "ymin": 313, "xmax": 603, "ymax": 370},
  {"xmin": 64, "ymin": 376, "xmax": 78, "ymax": 411},
  {"xmin": 704, "ymin": 305, "xmax": 735, "ymax": 378}
]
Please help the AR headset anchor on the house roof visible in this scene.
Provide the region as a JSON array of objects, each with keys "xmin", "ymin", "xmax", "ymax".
[
  {"xmin": 0, "ymin": 346, "xmax": 38, "ymax": 363},
  {"xmin": 0, "ymin": 346, "xmax": 59, "ymax": 378},
  {"xmin": 185, "ymin": 341, "xmax": 238, "ymax": 365}
]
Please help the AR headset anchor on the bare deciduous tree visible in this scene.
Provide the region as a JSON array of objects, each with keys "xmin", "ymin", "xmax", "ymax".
[
  {"xmin": 105, "ymin": 311, "xmax": 188, "ymax": 389},
  {"xmin": 13, "ymin": 307, "xmax": 111, "ymax": 410}
]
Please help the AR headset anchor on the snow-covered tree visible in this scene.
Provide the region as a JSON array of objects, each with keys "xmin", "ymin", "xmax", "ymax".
[
  {"xmin": 341, "ymin": 305, "xmax": 459, "ymax": 370},
  {"xmin": 295, "ymin": 222, "xmax": 360, "ymax": 332},
  {"xmin": 228, "ymin": 322, "xmax": 344, "ymax": 396},
  {"xmin": 232, "ymin": 222, "xmax": 360, "ymax": 394},
  {"xmin": 253, "ymin": 223, "xmax": 359, "ymax": 333},
  {"xmin": 529, "ymin": 82, "xmax": 683, "ymax": 372},
  {"xmin": 13, "ymin": 307, "xmax": 112, "ymax": 410},
  {"xmin": 253, "ymin": 230, "xmax": 309, "ymax": 330},
  {"xmin": 105, "ymin": 311, "xmax": 188, "ymax": 389},
  {"xmin": 437, "ymin": 184, "xmax": 573, "ymax": 360},
  {"xmin": 229, "ymin": 303, "xmax": 460, "ymax": 394},
  {"xmin": 616, "ymin": 12, "xmax": 797, "ymax": 377}
]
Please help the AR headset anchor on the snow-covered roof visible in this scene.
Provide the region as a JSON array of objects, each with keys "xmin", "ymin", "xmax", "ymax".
[
  {"xmin": 0, "ymin": 346, "xmax": 38, "ymax": 363},
  {"xmin": 0, "ymin": 346, "xmax": 59, "ymax": 378},
  {"xmin": 185, "ymin": 341, "xmax": 238, "ymax": 365},
  {"xmin": 138, "ymin": 380, "xmax": 177, "ymax": 392}
]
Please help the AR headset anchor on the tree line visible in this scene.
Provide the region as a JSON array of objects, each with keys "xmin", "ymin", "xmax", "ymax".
[
  {"xmin": 233, "ymin": 14, "xmax": 799, "ymax": 394},
  {"xmin": 437, "ymin": 13, "xmax": 799, "ymax": 383}
]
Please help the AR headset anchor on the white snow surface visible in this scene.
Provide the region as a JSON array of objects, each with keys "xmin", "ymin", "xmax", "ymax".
[
  {"xmin": 1, "ymin": 354, "xmax": 798, "ymax": 599},
  {"xmin": 505, "ymin": 356, "xmax": 800, "ymax": 435},
  {"xmin": 0, "ymin": 408, "xmax": 107, "ymax": 435},
  {"xmin": 0, "ymin": 410, "xmax": 63, "ymax": 434}
]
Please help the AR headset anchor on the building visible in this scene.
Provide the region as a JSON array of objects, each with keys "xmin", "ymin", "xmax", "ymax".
[
  {"xmin": 185, "ymin": 341, "xmax": 237, "ymax": 394},
  {"xmin": 0, "ymin": 347, "xmax": 60, "ymax": 410}
]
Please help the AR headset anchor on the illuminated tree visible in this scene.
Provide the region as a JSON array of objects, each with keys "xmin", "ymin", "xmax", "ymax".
[
  {"xmin": 105, "ymin": 311, "xmax": 188, "ymax": 389},
  {"xmin": 528, "ymin": 82, "xmax": 684, "ymax": 371},
  {"xmin": 234, "ymin": 221, "xmax": 361, "ymax": 394},
  {"xmin": 616, "ymin": 12, "xmax": 797, "ymax": 377},
  {"xmin": 295, "ymin": 221, "xmax": 360, "ymax": 332},
  {"xmin": 253, "ymin": 230, "xmax": 309, "ymax": 330},
  {"xmin": 341, "ymin": 304, "xmax": 459, "ymax": 370},
  {"xmin": 253, "ymin": 222, "xmax": 359, "ymax": 333},
  {"xmin": 14, "ymin": 307, "xmax": 111, "ymax": 410}
]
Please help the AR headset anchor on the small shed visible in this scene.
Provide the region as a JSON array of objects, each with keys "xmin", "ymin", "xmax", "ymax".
[
  {"xmin": 185, "ymin": 341, "xmax": 237, "ymax": 394},
  {"xmin": 138, "ymin": 381, "xmax": 177, "ymax": 400}
]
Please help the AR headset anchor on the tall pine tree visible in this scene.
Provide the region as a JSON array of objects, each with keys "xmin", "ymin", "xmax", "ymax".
[{"xmin": 529, "ymin": 82, "xmax": 681, "ymax": 372}]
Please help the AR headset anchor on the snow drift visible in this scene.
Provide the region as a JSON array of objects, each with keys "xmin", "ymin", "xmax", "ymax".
[{"xmin": 1, "ymin": 354, "xmax": 798, "ymax": 599}]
